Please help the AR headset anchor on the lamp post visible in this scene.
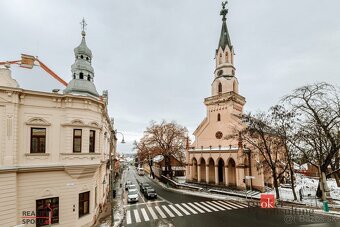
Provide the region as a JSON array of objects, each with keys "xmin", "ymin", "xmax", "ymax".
[{"xmin": 109, "ymin": 127, "xmax": 125, "ymax": 227}]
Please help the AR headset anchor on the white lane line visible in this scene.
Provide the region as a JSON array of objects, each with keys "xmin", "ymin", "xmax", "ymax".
[
  {"xmin": 211, "ymin": 200, "xmax": 232, "ymax": 210},
  {"xmin": 227, "ymin": 200, "xmax": 248, "ymax": 208},
  {"xmin": 206, "ymin": 201, "xmax": 225, "ymax": 211},
  {"xmin": 219, "ymin": 201, "xmax": 240, "ymax": 209},
  {"xmin": 155, "ymin": 206, "xmax": 167, "ymax": 218},
  {"xmin": 141, "ymin": 208, "xmax": 150, "ymax": 222},
  {"xmin": 147, "ymin": 206, "xmax": 158, "ymax": 220},
  {"xmin": 162, "ymin": 205, "xmax": 175, "ymax": 217},
  {"xmin": 134, "ymin": 209, "xmax": 141, "ymax": 223},
  {"xmin": 175, "ymin": 204, "xmax": 190, "ymax": 215},
  {"xmin": 181, "ymin": 203, "xmax": 198, "ymax": 214},
  {"xmin": 187, "ymin": 202, "xmax": 204, "ymax": 213},
  {"xmin": 169, "ymin": 204, "xmax": 183, "ymax": 216},
  {"xmin": 194, "ymin": 202, "xmax": 212, "ymax": 212},
  {"xmin": 223, "ymin": 200, "xmax": 246, "ymax": 209},
  {"xmin": 200, "ymin": 202, "xmax": 219, "ymax": 211},
  {"xmin": 126, "ymin": 210, "xmax": 132, "ymax": 224}
]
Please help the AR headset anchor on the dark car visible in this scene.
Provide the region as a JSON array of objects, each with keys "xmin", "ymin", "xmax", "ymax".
[
  {"xmin": 140, "ymin": 182, "xmax": 151, "ymax": 193},
  {"xmin": 144, "ymin": 188, "xmax": 157, "ymax": 199}
]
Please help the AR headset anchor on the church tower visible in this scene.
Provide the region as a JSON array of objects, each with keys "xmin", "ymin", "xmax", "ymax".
[
  {"xmin": 64, "ymin": 19, "xmax": 99, "ymax": 97},
  {"xmin": 193, "ymin": 2, "xmax": 246, "ymax": 149}
]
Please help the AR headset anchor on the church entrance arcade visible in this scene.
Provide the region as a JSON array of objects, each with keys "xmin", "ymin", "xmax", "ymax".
[
  {"xmin": 227, "ymin": 158, "xmax": 237, "ymax": 187},
  {"xmin": 199, "ymin": 158, "xmax": 206, "ymax": 182},
  {"xmin": 208, "ymin": 158, "xmax": 215, "ymax": 184},
  {"xmin": 217, "ymin": 158, "xmax": 225, "ymax": 184}
]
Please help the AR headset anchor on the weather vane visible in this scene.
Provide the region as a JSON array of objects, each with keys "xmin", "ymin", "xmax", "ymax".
[
  {"xmin": 220, "ymin": 1, "xmax": 228, "ymax": 20},
  {"xmin": 80, "ymin": 18, "xmax": 87, "ymax": 36}
]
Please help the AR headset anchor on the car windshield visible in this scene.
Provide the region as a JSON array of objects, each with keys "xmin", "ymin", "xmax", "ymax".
[
  {"xmin": 129, "ymin": 185, "xmax": 136, "ymax": 189},
  {"xmin": 128, "ymin": 190, "xmax": 138, "ymax": 195},
  {"xmin": 147, "ymin": 189, "xmax": 155, "ymax": 193}
]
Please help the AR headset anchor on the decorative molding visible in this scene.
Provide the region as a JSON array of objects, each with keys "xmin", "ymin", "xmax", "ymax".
[
  {"xmin": 61, "ymin": 120, "xmax": 102, "ymax": 129},
  {"xmin": 26, "ymin": 117, "xmax": 51, "ymax": 126},
  {"xmin": 64, "ymin": 164, "xmax": 100, "ymax": 179},
  {"xmin": 25, "ymin": 153, "xmax": 50, "ymax": 160},
  {"xmin": 60, "ymin": 153, "xmax": 101, "ymax": 161}
]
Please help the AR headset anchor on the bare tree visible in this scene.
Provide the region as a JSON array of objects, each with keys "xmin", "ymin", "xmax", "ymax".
[
  {"xmin": 135, "ymin": 120, "xmax": 188, "ymax": 178},
  {"xmin": 271, "ymin": 105, "xmax": 298, "ymax": 200},
  {"xmin": 283, "ymin": 82, "xmax": 340, "ymax": 201},
  {"xmin": 240, "ymin": 112, "xmax": 289, "ymax": 200}
]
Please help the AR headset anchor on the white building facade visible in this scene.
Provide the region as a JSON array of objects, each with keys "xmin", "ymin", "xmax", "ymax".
[{"xmin": 0, "ymin": 26, "xmax": 114, "ymax": 227}]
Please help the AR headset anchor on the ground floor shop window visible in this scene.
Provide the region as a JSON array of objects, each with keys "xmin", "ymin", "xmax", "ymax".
[{"xmin": 36, "ymin": 197, "xmax": 59, "ymax": 227}]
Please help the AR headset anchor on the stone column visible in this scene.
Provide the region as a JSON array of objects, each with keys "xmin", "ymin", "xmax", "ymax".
[
  {"xmin": 215, "ymin": 165, "xmax": 219, "ymax": 185},
  {"xmin": 197, "ymin": 164, "xmax": 201, "ymax": 182},
  {"xmin": 206, "ymin": 165, "xmax": 209, "ymax": 184},
  {"xmin": 189, "ymin": 164, "xmax": 193, "ymax": 181},
  {"xmin": 225, "ymin": 166, "xmax": 229, "ymax": 186}
]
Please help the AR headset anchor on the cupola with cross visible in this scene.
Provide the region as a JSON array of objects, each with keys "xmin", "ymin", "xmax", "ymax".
[
  {"xmin": 64, "ymin": 18, "xmax": 99, "ymax": 97},
  {"xmin": 211, "ymin": 1, "xmax": 239, "ymax": 97}
]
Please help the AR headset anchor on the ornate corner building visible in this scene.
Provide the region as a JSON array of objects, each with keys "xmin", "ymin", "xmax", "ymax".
[
  {"xmin": 185, "ymin": 4, "xmax": 267, "ymax": 192},
  {"xmin": 0, "ymin": 22, "xmax": 115, "ymax": 227}
]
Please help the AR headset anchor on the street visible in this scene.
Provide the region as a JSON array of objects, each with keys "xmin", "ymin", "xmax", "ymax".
[{"xmin": 121, "ymin": 169, "xmax": 339, "ymax": 227}]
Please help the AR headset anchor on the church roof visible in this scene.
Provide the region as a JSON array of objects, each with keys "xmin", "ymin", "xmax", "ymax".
[{"xmin": 218, "ymin": 2, "xmax": 232, "ymax": 51}]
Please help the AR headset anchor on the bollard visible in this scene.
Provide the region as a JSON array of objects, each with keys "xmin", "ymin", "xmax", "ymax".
[{"xmin": 323, "ymin": 201, "xmax": 329, "ymax": 212}]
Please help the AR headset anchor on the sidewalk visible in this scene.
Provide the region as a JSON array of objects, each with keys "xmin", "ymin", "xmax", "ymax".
[{"xmin": 93, "ymin": 177, "xmax": 125, "ymax": 227}]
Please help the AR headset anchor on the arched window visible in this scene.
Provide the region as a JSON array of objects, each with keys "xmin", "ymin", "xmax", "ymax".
[
  {"xmin": 218, "ymin": 83, "xmax": 222, "ymax": 93},
  {"xmin": 87, "ymin": 75, "xmax": 91, "ymax": 81},
  {"xmin": 219, "ymin": 53, "xmax": 222, "ymax": 64},
  {"xmin": 225, "ymin": 52, "xmax": 229, "ymax": 63},
  {"xmin": 79, "ymin": 72, "xmax": 84, "ymax": 79},
  {"xmin": 80, "ymin": 55, "xmax": 84, "ymax": 59},
  {"xmin": 217, "ymin": 113, "xmax": 221, "ymax": 122}
]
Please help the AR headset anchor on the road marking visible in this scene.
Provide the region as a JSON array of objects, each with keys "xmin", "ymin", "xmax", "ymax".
[
  {"xmin": 223, "ymin": 200, "xmax": 246, "ymax": 209},
  {"xmin": 227, "ymin": 200, "xmax": 248, "ymax": 208},
  {"xmin": 162, "ymin": 205, "xmax": 175, "ymax": 217},
  {"xmin": 200, "ymin": 202, "xmax": 219, "ymax": 211},
  {"xmin": 211, "ymin": 200, "xmax": 232, "ymax": 210},
  {"xmin": 147, "ymin": 206, "xmax": 158, "ymax": 220},
  {"xmin": 175, "ymin": 204, "xmax": 190, "ymax": 215},
  {"xmin": 187, "ymin": 202, "xmax": 205, "ymax": 213},
  {"xmin": 126, "ymin": 210, "xmax": 132, "ymax": 224},
  {"xmin": 181, "ymin": 203, "xmax": 198, "ymax": 214},
  {"xmin": 141, "ymin": 208, "xmax": 150, "ymax": 221},
  {"xmin": 218, "ymin": 201, "xmax": 238, "ymax": 209},
  {"xmin": 155, "ymin": 206, "xmax": 167, "ymax": 218},
  {"xmin": 206, "ymin": 201, "xmax": 225, "ymax": 211},
  {"xmin": 134, "ymin": 209, "xmax": 141, "ymax": 223},
  {"xmin": 169, "ymin": 204, "xmax": 183, "ymax": 216},
  {"xmin": 194, "ymin": 202, "xmax": 212, "ymax": 212}
]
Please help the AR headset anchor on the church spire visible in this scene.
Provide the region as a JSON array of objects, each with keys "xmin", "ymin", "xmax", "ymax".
[
  {"xmin": 218, "ymin": 1, "xmax": 232, "ymax": 51},
  {"xmin": 64, "ymin": 18, "xmax": 99, "ymax": 97}
]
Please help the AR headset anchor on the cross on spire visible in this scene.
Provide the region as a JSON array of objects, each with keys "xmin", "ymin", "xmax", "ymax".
[
  {"xmin": 220, "ymin": 1, "xmax": 228, "ymax": 20},
  {"xmin": 80, "ymin": 18, "xmax": 87, "ymax": 36}
]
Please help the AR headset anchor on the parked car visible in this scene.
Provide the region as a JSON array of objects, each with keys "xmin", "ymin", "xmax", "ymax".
[
  {"xmin": 125, "ymin": 181, "xmax": 133, "ymax": 190},
  {"xmin": 137, "ymin": 167, "xmax": 145, "ymax": 176},
  {"xmin": 127, "ymin": 189, "xmax": 139, "ymax": 203},
  {"xmin": 144, "ymin": 188, "xmax": 157, "ymax": 199},
  {"xmin": 140, "ymin": 182, "xmax": 151, "ymax": 193},
  {"xmin": 127, "ymin": 184, "xmax": 137, "ymax": 191}
]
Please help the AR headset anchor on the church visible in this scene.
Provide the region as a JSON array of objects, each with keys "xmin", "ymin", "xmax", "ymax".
[{"xmin": 185, "ymin": 3, "xmax": 268, "ymax": 192}]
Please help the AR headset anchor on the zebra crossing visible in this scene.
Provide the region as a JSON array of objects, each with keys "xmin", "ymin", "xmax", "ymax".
[{"xmin": 125, "ymin": 200, "xmax": 250, "ymax": 225}]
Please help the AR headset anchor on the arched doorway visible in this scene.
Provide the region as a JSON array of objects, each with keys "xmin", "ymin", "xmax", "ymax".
[
  {"xmin": 200, "ymin": 158, "xmax": 206, "ymax": 182},
  {"xmin": 218, "ymin": 159, "xmax": 225, "ymax": 184},
  {"xmin": 227, "ymin": 158, "xmax": 237, "ymax": 187},
  {"xmin": 192, "ymin": 158, "xmax": 198, "ymax": 181},
  {"xmin": 208, "ymin": 158, "xmax": 215, "ymax": 184}
]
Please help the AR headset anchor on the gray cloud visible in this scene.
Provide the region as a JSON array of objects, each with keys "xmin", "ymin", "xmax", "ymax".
[{"xmin": 1, "ymin": 0, "xmax": 339, "ymax": 153}]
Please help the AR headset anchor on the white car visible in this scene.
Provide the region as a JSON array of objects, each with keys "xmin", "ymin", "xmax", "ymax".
[{"xmin": 127, "ymin": 189, "xmax": 139, "ymax": 203}]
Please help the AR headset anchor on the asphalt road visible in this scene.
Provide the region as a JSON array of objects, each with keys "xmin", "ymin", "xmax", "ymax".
[{"xmin": 121, "ymin": 168, "xmax": 340, "ymax": 227}]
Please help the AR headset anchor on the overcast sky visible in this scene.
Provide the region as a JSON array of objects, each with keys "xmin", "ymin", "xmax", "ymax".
[{"xmin": 1, "ymin": 0, "xmax": 339, "ymax": 154}]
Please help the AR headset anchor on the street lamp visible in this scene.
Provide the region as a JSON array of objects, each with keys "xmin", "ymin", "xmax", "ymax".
[{"xmin": 109, "ymin": 128, "xmax": 125, "ymax": 227}]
